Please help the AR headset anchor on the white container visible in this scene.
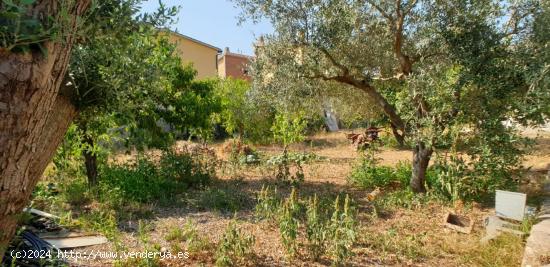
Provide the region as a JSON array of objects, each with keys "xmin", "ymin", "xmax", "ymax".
[{"xmin": 495, "ymin": 190, "xmax": 526, "ymax": 221}]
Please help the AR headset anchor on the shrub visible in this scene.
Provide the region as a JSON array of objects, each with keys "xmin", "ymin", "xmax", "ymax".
[
  {"xmin": 379, "ymin": 130, "xmax": 409, "ymax": 149},
  {"xmin": 276, "ymin": 159, "xmax": 305, "ymax": 186},
  {"xmin": 62, "ymin": 180, "xmax": 91, "ymax": 206},
  {"xmin": 159, "ymin": 150, "xmax": 214, "ymax": 188},
  {"xmin": 271, "ymin": 113, "xmax": 307, "ymax": 149},
  {"xmin": 348, "ymin": 156, "xmax": 410, "ymax": 190},
  {"xmin": 79, "ymin": 180, "xmax": 362, "ymax": 266},
  {"xmin": 266, "ymin": 152, "xmax": 323, "ymax": 166},
  {"xmin": 215, "ymin": 220, "xmax": 256, "ymax": 267},
  {"xmin": 271, "ymin": 113, "xmax": 308, "ymax": 185},
  {"xmin": 254, "ymin": 186, "xmax": 358, "ymax": 263},
  {"xmin": 426, "ymin": 152, "xmax": 519, "ymax": 202},
  {"xmin": 214, "ymin": 78, "xmax": 276, "ymax": 143},
  {"xmin": 372, "ymin": 188, "xmax": 439, "ymax": 211},
  {"xmin": 165, "ymin": 227, "xmax": 186, "ymax": 243},
  {"xmin": 255, "ymin": 185, "xmax": 280, "ymax": 222},
  {"xmin": 75, "ymin": 209, "xmax": 123, "ymax": 250},
  {"xmin": 426, "ymin": 155, "xmax": 467, "ymax": 201},
  {"xmin": 266, "ymin": 152, "xmax": 318, "ymax": 186},
  {"xmin": 137, "ymin": 221, "xmax": 162, "ymax": 266},
  {"xmin": 393, "ymin": 161, "xmax": 412, "ymax": 185},
  {"xmin": 100, "ymin": 151, "xmax": 215, "ymax": 204},
  {"xmin": 100, "ymin": 157, "xmax": 179, "ymax": 203}
]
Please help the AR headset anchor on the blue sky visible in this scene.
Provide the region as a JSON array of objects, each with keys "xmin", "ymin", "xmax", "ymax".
[{"xmin": 141, "ymin": 0, "xmax": 273, "ymax": 55}]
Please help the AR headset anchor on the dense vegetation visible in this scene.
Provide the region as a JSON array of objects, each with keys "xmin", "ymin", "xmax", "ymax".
[{"xmin": 234, "ymin": 0, "xmax": 550, "ymax": 193}]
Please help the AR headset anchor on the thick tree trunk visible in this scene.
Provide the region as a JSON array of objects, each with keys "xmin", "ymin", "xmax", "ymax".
[
  {"xmin": 83, "ymin": 137, "xmax": 98, "ymax": 188},
  {"xmin": 410, "ymin": 141, "xmax": 433, "ymax": 193},
  {"xmin": 30, "ymin": 95, "xmax": 78, "ymax": 179},
  {"xmin": 0, "ymin": 94, "xmax": 77, "ymax": 255},
  {"xmin": 0, "ymin": 1, "xmax": 90, "ymax": 257}
]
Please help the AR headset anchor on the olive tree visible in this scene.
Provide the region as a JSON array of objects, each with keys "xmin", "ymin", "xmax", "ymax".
[{"xmin": 235, "ymin": 0, "xmax": 549, "ymax": 193}]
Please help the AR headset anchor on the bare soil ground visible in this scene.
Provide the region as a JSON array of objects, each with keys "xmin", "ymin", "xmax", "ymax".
[{"xmin": 71, "ymin": 129, "xmax": 550, "ymax": 267}]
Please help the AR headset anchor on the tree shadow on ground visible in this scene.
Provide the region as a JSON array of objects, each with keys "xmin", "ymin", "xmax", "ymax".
[{"xmin": 146, "ymin": 176, "xmax": 377, "ymax": 222}]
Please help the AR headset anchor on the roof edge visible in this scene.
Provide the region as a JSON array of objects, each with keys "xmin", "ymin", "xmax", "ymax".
[
  {"xmin": 219, "ymin": 52, "xmax": 254, "ymax": 60},
  {"xmin": 164, "ymin": 29, "xmax": 222, "ymax": 53}
]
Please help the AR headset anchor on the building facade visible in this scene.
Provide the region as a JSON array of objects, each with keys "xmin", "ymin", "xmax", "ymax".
[
  {"xmin": 217, "ymin": 47, "xmax": 252, "ymax": 81},
  {"xmin": 166, "ymin": 31, "xmax": 222, "ymax": 79}
]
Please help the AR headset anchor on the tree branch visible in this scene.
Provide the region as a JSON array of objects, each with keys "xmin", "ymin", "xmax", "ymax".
[
  {"xmin": 317, "ymin": 47, "xmax": 350, "ymax": 77},
  {"xmin": 365, "ymin": 0, "xmax": 393, "ymax": 22},
  {"xmin": 372, "ymin": 74, "xmax": 403, "ymax": 81},
  {"xmin": 305, "ymin": 71, "xmax": 406, "ymax": 133},
  {"xmin": 403, "ymin": 0, "xmax": 418, "ymax": 15}
]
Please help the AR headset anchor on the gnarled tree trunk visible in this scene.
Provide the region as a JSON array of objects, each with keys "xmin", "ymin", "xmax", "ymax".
[
  {"xmin": 0, "ymin": 93, "xmax": 77, "ymax": 255},
  {"xmin": 0, "ymin": 1, "xmax": 90, "ymax": 257},
  {"xmin": 410, "ymin": 141, "xmax": 433, "ymax": 193}
]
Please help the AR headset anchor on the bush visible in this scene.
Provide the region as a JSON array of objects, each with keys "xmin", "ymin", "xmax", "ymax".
[
  {"xmin": 100, "ymin": 151, "xmax": 214, "ymax": 203},
  {"xmin": 270, "ymin": 113, "xmax": 308, "ymax": 185},
  {"xmin": 371, "ymin": 188, "xmax": 442, "ymax": 211},
  {"xmin": 348, "ymin": 156, "xmax": 410, "ymax": 190},
  {"xmin": 165, "ymin": 227, "xmax": 186, "ymax": 243},
  {"xmin": 159, "ymin": 150, "xmax": 214, "ymax": 188},
  {"xmin": 255, "ymin": 185, "xmax": 280, "ymax": 222},
  {"xmin": 215, "ymin": 220, "xmax": 256, "ymax": 266},
  {"xmin": 266, "ymin": 152, "xmax": 323, "ymax": 187},
  {"xmin": 63, "ymin": 179, "xmax": 92, "ymax": 206},
  {"xmin": 100, "ymin": 157, "xmax": 168, "ymax": 203},
  {"xmin": 214, "ymin": 78, "xmax": 276, "ymax": 143},
  {"xmin": 350, "ymin": 149, "xmax": 518, "ymax": 203},
  {"xmin": 266, "ymin": 152, "xmax": 324, "ymax": 166},
  {"xmin": 425, "ymin": 152, "xmax": 519, "ymax": 202}
]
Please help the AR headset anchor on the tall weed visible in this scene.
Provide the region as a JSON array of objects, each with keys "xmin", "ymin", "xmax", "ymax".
[
  {"xmin": 327, "ymin": 195, "xmax": 357, "ymax": 266},
  {"xmin": 278, "ymin": 188, "xmax": 300, "ymax": 258},
  {"xmin": 215, "ymin": 220, "xmax": 256, "ymax": 266},
  {"xmin": 305, "ymin": 194, "xmax": 327, "ymax": 261}
]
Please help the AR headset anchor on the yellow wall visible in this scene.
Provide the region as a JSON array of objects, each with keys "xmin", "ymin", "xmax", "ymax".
[
  {"xmin": 217, "ymin": 56, "xmax": 226, "ymax": 78},
  {"xmin": 167, "ymin": 33, "xmax": 220, "ymax": 80}
]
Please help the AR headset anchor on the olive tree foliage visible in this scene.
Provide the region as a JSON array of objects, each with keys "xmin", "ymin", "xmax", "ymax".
[
  {"xmin": 54, "ymin": 1, "xmax": 181, "ymax": 187},
  {"xmin": 67, "ymin": 33, "xmax": 175, "ymax": 186},
  {"xmin": 235, "ymin": 0, "xmax": 549, "ymax": 193},
  {"xmin": 515, "ymin": 0, "xmax": 550, "ymax": 123},
  {"xmin": 58, "ymin": 1, "xmax": 221, "ymax": 187},
  {"xmin": 69, "ymin": 0, "xmax": 178, "ymax": 139},
  {"xmin": 214, "ymin": 78, "xmax": 276, "ymax": 143},
  {"xmin": 67, "ymin": 39, "xmax": 222, "ymax": 186}
]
